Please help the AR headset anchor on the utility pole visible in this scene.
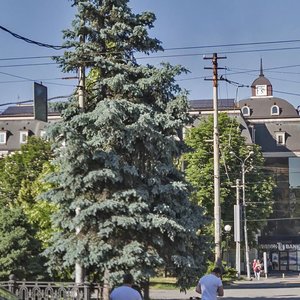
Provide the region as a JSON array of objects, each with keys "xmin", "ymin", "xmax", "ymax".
[
  {"xmin": 204, "ymin": 53, "xmax": 226, "ymax": 265},
  {"xmin": 241, "ymin": 161, "xmax": 251, "ymax": 280},
  {"xmin": 230, "ymin": 151, "xmax": 254, "ymax": 280},
  {"xmin": 78, "ymin": 36, "xmax": 85, "ymax": 109},
  {"xmin": 234, "ymin": 179, "xmax": 241, "ymax": 279},
  {"xmin": 75, "ymin": 25, "xmax": 86, "ymax": 285}
]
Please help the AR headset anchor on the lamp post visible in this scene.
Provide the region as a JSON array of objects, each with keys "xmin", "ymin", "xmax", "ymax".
[
  {"xmin": 230, "ymin": 150, "xmax": 254, "ymax": 280},
  {"xmin": 224, "ymin": 224, "xmax": 232, "ymax": 266}
]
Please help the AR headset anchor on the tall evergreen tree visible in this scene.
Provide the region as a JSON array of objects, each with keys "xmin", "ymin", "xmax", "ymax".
[{"xmin": 44, "ymin": 0, "xmax": 209, "ymax": 290}]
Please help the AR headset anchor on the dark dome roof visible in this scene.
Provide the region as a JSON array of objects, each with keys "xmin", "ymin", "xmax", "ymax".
[{"xmin": 251, "ymin": 75, "xmax": 272, "ymax": 87}]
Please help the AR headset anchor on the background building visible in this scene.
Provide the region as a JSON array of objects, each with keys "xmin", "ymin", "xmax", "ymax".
[
  {"xmin": 0, "ymin": 105, "xmax": 59, "ymax": 156},
  {"xmin": 239, "ymin": 63, "xmax": 300, "ymax": 272},
  {"xmin": 190, "ymin": 61, "xmax": 300, "ymax": 272}
]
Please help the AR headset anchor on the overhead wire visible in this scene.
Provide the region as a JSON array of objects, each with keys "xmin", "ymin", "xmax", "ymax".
[
  {"xmin": 163, "ymin": 39, "xmax": 300, "ymax": 51},
  {"xmin": 2, "ymin": 24, "xmax": 300, "ymax": 105},
  {"xmin": 2, "ymin": 23, "xmax": 300, "ymax": 54},
  {"xmin": 0, "ymin": 25, "xmax": 68, "ymax": 50},
  {"xmin": 0, "ymin": 94, "xmax": 73, "ymax": 107}
]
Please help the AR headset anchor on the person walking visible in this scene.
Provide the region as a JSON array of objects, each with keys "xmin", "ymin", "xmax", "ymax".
[
  {"xmin": 195, "ymin": 267, "xmax": 224, "ymax": 300},
  {"xmin": 254, "ymin": 260, "xmax": 262, "ymax": 280},
  {"xmin": 110, "ymin": 273, "xmax": 142, "ymax": 300},
  {"xmin": 252, "ymin": 259, "xmax": 257, "ymax": 279}
]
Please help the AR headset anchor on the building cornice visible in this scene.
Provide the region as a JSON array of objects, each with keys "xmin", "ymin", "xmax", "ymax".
[
  {"xmin": 0, "ymin": 115, "xmax": 60, "ymax": 121},
  {"xmin": 263, "ymin": 151, "xmax": 300, "ymax": 158},
  {"xmin": 189, "ymin": 110, "xmax": 241, "ymax": 115},
  {"xmin": 247, "ymin": 118, "xmax": 300, "ymax": 123}
]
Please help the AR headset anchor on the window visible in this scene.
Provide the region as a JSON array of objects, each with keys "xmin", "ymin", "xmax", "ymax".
[
  {"xmin": 271, "ymin": 105, "xmax": 280, "ymax": 116},
  {"xmin": 249, "ymin": 125, "xmax": 256, "ymax": 143},
  {"xmin": 40, "ymin": 130, "xmax": 46, "ymax": 138},
  {"xmin": 0, "ymin": 131, "xmax": 7, "ymax": 144},
  {"xmin": 20, "ymin": 131, "xmax": 28, "ymax": 144},
  {"xmin": 289, "ymin": 157, "xmax": 300, "ymax": 188},
  {"xmin": 242, "ymin": 106, "xmax": 250, "ymax": 116},
  {"xmin": 275, "ymin": 131, "xmax": 286, "ymax": 146}
]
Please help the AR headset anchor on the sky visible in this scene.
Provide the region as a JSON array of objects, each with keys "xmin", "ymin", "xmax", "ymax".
[{"xmin": 1, "ymin": 0, "xmax": 300, "ymax": 110}]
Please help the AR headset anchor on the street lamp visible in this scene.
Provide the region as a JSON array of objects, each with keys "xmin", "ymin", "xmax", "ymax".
[{"xmin": 230, "ymin": 150, "xmax": 254, "ymax": 280}]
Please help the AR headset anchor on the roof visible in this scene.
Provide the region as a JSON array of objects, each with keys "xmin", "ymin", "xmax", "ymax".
[
  {"xmin": 189, "ymin": 99, "xmax": 235, "ymax": 111},
  {"xmin": 1, "ymin": 106, "xmax": 34, "ymax": 116},
  {"xmin": 254, "ymin": 121, "xmax": 300, "ymax": 152},
  {"xmin": 0, "ymin": 119, "xmax": 54, "ymax": 152},
  {"xmin": 1, "ymin": 105, "xmax": 60, "ymax": 116},
  {"xmin": 0, "ymin": 105, "xmax": 61, "ymax": 154},
  {"xmin": 238, "ymin": 97, "xmax": 299, "ymax": 119},
  {"xmin": 251, "ymin": 75, "xmax": 272, "ymax": 87}
]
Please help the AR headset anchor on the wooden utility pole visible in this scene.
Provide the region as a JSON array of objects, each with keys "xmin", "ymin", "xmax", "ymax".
[
  {"xmin": 204, "ymin": 53, "xmax": 226, "ymax": 266},
  {"xmin": 78, "ymin": 70, "xmax": 85, "ymax": 109},
  {"xmin": 75, "ymin": 30, "xmax": 86, "ymax": 285}
]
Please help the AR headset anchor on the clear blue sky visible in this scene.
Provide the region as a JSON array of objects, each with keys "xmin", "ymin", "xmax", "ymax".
[{"xmin": 1, "ymin": 0, "xmax": 300, "ymax": 109}]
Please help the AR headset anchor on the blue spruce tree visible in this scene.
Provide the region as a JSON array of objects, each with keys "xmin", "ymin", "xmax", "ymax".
[{"xmin": 44, "ymin": 0, "xmax": 210, "ymax": 292}]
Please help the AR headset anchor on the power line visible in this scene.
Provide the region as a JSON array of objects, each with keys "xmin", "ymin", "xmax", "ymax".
[
  {"xmin": 0, "ymin": 25, "xmax": 68, "ymax": 50},
  {"xmin": 225, "ymin": 216, "xmax": 300, "ymax": 224},
  {"xmin": 0, "ymin": 55, "xmax": 57, "ymax": 61},
  {"xmin": 0, "ymin": 70, "xmax": 76, "ymax": 88},
  {"xmin": 0, "ymin": 94, "xmax": 72, "ymax": 107},
  {"xmin": 0, "ymin": 62, "xmax": 56, "ymax": 68},
  {"xmin": 227, "ymin": 79, "xmax": 300, "ymax": 97},
  {"xmin": 135, "ymin": 46, "xmax": 300, "ymax": 60},
  {"xmin": 164, "ymin": 39, "xmax": 300, "ymax": 51}
]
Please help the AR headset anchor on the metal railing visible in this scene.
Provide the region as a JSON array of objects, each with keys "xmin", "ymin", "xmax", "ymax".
[{"xmin": 0, "ymin": 275, "xmax": 105, "ymax": 300}]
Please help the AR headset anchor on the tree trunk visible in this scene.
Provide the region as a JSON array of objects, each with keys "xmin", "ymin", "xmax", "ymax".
[
  {"xmin": 142, "ymin": 279, "xmax": 150, "ymax": 300},
  {"xmin": 102, "ymin": 269, "xmax": 110, "ymax": 300}
]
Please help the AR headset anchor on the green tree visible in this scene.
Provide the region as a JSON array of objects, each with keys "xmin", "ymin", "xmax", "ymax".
[
  {"xmin": 18, "ymin": 162, "xmax": 58, "ymax": 249},
  {"xmin": 0, "ymin": 137, "xmax": 53, "ymax": 205},
  {"xmin": 0, "ymin": 137, "xmax": 54, "ymax": 279},
  {"xmin": 0, "ymin": 204, "xmax": 45, "ymax": 280},
  {"xmin": 184, "ymin": 113, "xmax": 275, "ymax": 245},
  {"xmin": 44, "ymin": 0, "xmax": 209, "ymax": 290}
]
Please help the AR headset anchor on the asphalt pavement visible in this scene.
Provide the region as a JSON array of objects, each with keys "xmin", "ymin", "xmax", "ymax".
[{"xmin": 149, "ymin": 273, "xmax": 300, "ymax": 300}]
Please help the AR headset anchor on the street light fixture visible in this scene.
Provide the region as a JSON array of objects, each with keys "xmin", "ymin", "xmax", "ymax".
[
  {"xmin": 224, "ymin": 224, "xmax": 232, "ymax": 232},
  {"xmin": 230, "ymin": 150, "xmax": 254, "ymax": 280}
]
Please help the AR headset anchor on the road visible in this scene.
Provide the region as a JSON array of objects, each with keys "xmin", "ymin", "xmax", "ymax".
[{"xmin": 149, "ymin": 275, "xmax": 300, "ymax": 299}]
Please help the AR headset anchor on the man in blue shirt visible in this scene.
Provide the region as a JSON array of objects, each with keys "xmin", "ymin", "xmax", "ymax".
[{"xmin": 110, "ymin": 273, "xmax": 142, "ymax": 300}]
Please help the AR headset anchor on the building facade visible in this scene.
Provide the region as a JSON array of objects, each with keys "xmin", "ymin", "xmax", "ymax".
[
  {"xmin": 190, "ymin": 62, "xmax": 300, "ymax": 272},
  {"xmin": 239, "ymin": 64, "xmax": 300, "ymax": 272},
  {"xmin": 0, "ymin": 105, "xmax": 60, "ymax": 156}
]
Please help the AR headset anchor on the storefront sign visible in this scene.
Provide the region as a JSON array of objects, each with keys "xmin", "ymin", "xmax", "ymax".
[{"xmin": 260, "ymin": 242, "xmax": 300, "ymax": 251}]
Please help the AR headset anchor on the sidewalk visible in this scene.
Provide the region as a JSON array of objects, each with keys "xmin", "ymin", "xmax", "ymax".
[
  {"xmin": 229, "ymin": 272, "xmax": 300, "ymax": 289},
  {"xmin": 149, "ymin": 273, "xmax": 300, "ymax": 299}
]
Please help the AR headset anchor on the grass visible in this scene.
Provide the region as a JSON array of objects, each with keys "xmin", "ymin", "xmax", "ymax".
[{"xmin": 150, "ymin": 277, "xmax": 178, "ymax": 290}]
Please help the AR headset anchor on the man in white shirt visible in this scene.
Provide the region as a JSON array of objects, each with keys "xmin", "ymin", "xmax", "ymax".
[
  {"xmin": 195, "ymin": 267, "xmax": 224, "ymax": 300},
  {"xmin": 110, "ymin": 273, "xmax": 142, "ymax": 300}
]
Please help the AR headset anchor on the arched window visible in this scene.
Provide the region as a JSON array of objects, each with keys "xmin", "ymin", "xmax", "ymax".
[
  {"xmin": 271, "ymin": 105, "xmax": 280, "ymax": 116},
  {"xmin": 242, "ymin": 106, "xmax": 250, "ymax": 116}
]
